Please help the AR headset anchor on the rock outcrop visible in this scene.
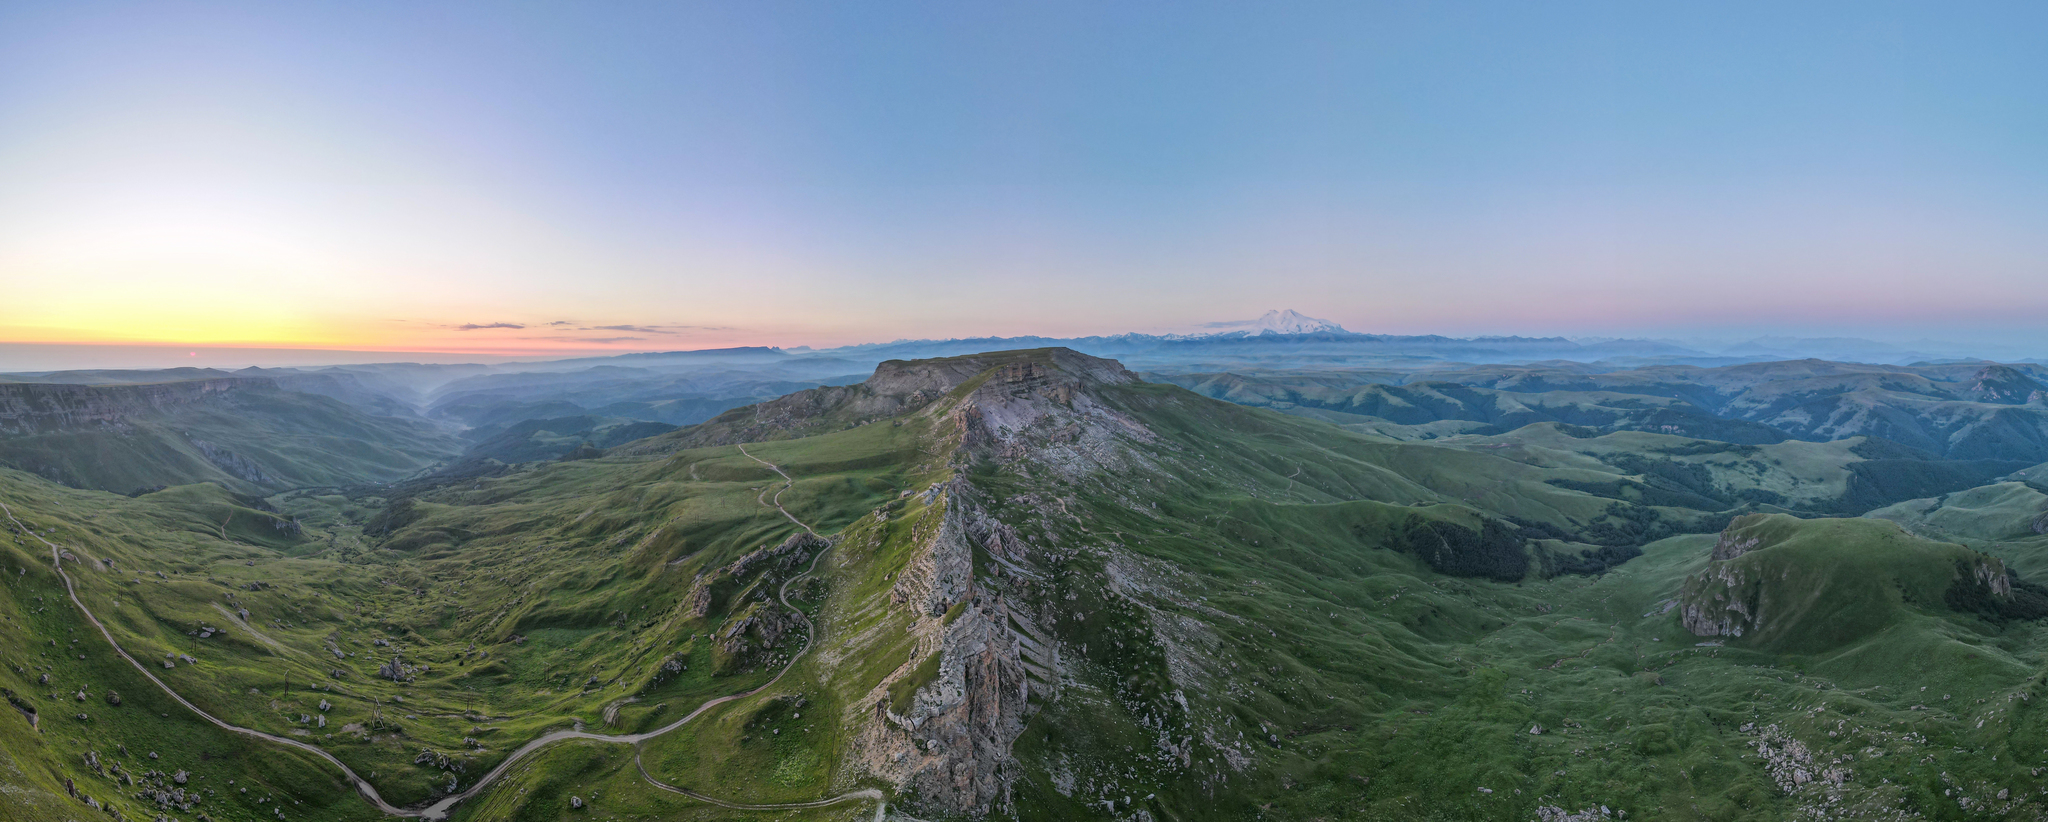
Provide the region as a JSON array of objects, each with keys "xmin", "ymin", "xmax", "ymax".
[
  {"xmin": 889, "ymin": 486, "xmax": 977, "ymax": 617},
  {"xmin": 724, "ymin": 531, "xmax": 828, "ymax": 581},
  {"xmin": 1681, "ymin": 560, "xmax": 1762, "ymax": 638},
  {"xmin": 686, "ymin": 531, "xmax": 828, "ymax": 620},
  {"xmin": 1682, "ymin": 513, "xmax": 2034, "ymax": 647},
  {"xmin": 946, "ymin": 355, "xmax": 1152, "ymax": 474},
  {"xmin": 852, "ymin": 488, "xmax": 1043, "ymax": 818},
  {"xmin": 1961, "ymin": 365, "xmax": 2048, "ymax": 405},
  {"xmin": 713, "ymin": 600, "xmax": 803, "ymax": 672}
]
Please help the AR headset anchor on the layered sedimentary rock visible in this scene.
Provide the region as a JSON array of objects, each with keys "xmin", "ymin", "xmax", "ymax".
[
  {"xmin": 853, "ymin": 488, "xmax": 1037, "ymax": 817},
  {"xmin": 0, "ymin": 379, "xmax": 258, "ymax": 434}
]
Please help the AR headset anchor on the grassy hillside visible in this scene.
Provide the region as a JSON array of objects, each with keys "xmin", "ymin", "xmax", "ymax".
[
  {"xmin": 1161, "ymin": 360, "xmax": 2048, "ymax": 463},
  {"xmin": 0, "ymin": 380, "xmax": 462, "ymax": 494},
  {"xmin": 7, "ymin": 349, "xmax": 2048, "ymax": 820}
]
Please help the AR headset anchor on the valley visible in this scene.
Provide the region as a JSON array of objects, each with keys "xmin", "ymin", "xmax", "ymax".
[
  {"xmin": 5, "ymin": 346, "xmax": 2048, "ymax": 821},
  {"xmin": 15, "ymin": 3, "xmax": 2045, "ymax": 818}
]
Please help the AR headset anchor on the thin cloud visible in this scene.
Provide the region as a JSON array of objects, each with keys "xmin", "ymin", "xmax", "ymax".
[
  {"xmin": 547, "ymin": 320, "xmax": 575, "ymax": 326},
  {"xmin": 520, "ymin": 335, "xmax": 645, "ymax": 343},
  {"xmin": 454, "ymin": 322, "xmax": 526, "ymax": 331},
  {"xmin": 586, "ymin": 325, "xmax": 675, "ymax": 334},
  {"xmin": 1199, "ymin": 319, "xmax": 1256, "ymax": 329},
  {"xmin": 572, "ymin": 324, "xmax": 734, "ymax": 333}
]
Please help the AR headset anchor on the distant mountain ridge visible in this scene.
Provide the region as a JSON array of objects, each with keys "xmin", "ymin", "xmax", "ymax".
[{"xmin": 0, "ymin": 376, "xmax": 461, "ymax": 492}]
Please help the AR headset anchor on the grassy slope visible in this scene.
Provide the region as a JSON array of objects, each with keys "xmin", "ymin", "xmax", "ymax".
[
  {"xmin": 0, "ymin": 386, "xmax": 462, "ymax": 494},
  {"xmin": 972, "ymin": 382, "xmax": 2048, "ymax": 820},
  {"xmin": 0, "ymin": 408, "xmax": 944, "ymax": 819},
  {"xmin": 10, "ymin": 362, "xmax": 2048, "ymax": 820}
]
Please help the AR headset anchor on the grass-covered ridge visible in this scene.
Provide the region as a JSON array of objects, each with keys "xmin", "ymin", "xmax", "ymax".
[
  {"xmin": 8, "ymin": 348, "xmax": 2048, "ymax": 820},
  {"xmin": 0, "ymin": 378, "xmax": 462, "ymax": 494}
]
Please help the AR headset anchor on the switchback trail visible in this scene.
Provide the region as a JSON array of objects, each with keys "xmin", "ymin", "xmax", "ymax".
[
  {"xmin": 4, "ymin": 444, "xmax": 887, "ymax": 821},
  {"xmin": 739, "ymin": 442, "xmax": 817, "ymax": 534}
]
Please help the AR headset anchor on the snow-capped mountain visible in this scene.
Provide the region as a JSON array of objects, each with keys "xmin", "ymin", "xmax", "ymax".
[{"xmin": 1201, "ymin": 309, "xmax": 1348, "ymax": 336}]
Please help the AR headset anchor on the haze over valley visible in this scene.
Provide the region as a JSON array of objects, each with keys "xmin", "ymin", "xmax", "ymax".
[{"xmin": 8, "ymin": 3, "xmax": 2048, "ymax": 821}]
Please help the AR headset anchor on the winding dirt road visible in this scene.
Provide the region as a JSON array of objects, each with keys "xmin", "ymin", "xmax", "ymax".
[
  {"xmin": 739, "ymin": 443, "xmax": 816, "ymax": 534},
  {"xmin": 4, "ymin": 443, "xmax": 888, "ymax": 820},
  {"xmin": 5, "ymin": 501, "xmax": 419, "ymax": 816}
]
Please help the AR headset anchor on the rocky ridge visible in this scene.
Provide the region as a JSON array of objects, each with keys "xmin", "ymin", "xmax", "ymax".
[
  {"xmin": 622, "ymin": 348, "xmax": 1142, "ymax": 454},
  {"xmin": 835, "ymin": 350, "xmax": 1156, "ymax": 816},
  {"xmin": 851, "ymin": 484, "xmax": 1039, "ymax": 817}
]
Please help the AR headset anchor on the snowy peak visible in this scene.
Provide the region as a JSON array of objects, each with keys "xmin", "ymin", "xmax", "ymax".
[{"xmin": 1206, "ymin": 309, "xmax": 1348, "ymax": 336}]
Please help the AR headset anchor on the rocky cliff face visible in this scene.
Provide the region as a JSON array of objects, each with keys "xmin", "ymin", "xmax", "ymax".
[
  {"xmin": 1680, "ymin": 560, "xmax": 1764, "ymax": 638},
  {"xmin": 944, "ymin": 354, "xmax": 1152, "ymax": 476},
  {"xmin": 838, "ymin": 352, "xmax": 1164, "ymax": 816},
  {"xmin": 889, "ymin": 488, "xmax": 978, "ymax": 617},
  {"xmin": 1709, "ymin": 516, "xmax": 1771, "ymax": 561},
  {"xmin": 852, "ymin": 484, "xmax": 1046, "ymax": 817},
  {"xmin": 629, "ymin": 348, "xmax": 1142, "ymax": 453},
  {"xmin": 0, "ymin": 378, "xmax": 261, "ymax": 435}
]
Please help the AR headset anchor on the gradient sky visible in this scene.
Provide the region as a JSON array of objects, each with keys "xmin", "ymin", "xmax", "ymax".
[{"xmin": 4, "ymin": 1, "xmax": 2047, "ymax": 361}]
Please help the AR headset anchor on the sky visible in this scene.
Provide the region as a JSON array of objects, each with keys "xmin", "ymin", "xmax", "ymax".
[{"xmin": 3, "ymin": 1, "xmax": 2047, "ymax": 365}]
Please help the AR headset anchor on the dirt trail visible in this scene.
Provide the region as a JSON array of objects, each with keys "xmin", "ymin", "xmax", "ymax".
[
  {"xmin": 636, "ymin": 752, "xmax": 884, "ymax": 810},
  {"xmin": 4, "ymin": 501, "xmax": 419, "ymax": 817},
  {"xmin": 5, "ymin": 448, "xmax": 888, "ymax": 822},
  {"xmin": 738, "ymin": 443, "xmax": 818, "ymax": 534}
]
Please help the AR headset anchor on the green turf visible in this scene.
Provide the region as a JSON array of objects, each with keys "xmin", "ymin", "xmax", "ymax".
[{"xmin": 10, "ymin": 350, "xmax": 2048, "ymax": 820}]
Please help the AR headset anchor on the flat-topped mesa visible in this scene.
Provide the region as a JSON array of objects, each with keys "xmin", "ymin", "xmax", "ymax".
[
  {"xmin": 625, "ymin": 348, "xmax": 1142, "ymax": 452},
  {"xmin": 944, "ymin": 352, "xmax": 1153, "ymax": 471},
  {"xmin": 0, "ymin": 378, "xmax": 265, "ymax": 435}
]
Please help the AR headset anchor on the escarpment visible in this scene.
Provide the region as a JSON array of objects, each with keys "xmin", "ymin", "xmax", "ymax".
[
  {"xmin": 0, "ymin": 378, "xmax": 261, "ymax": 434},
  {"xmin": 837, "ymin": 351, "xmax": 1168, "ymax": 816},
  {"xmin": 852, "ymin": 485, "xmax": 1040, "ymax": 817},
  {"xmin": 623, "ymin": 348, "xmax": 1142, "ymax": 454}
]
